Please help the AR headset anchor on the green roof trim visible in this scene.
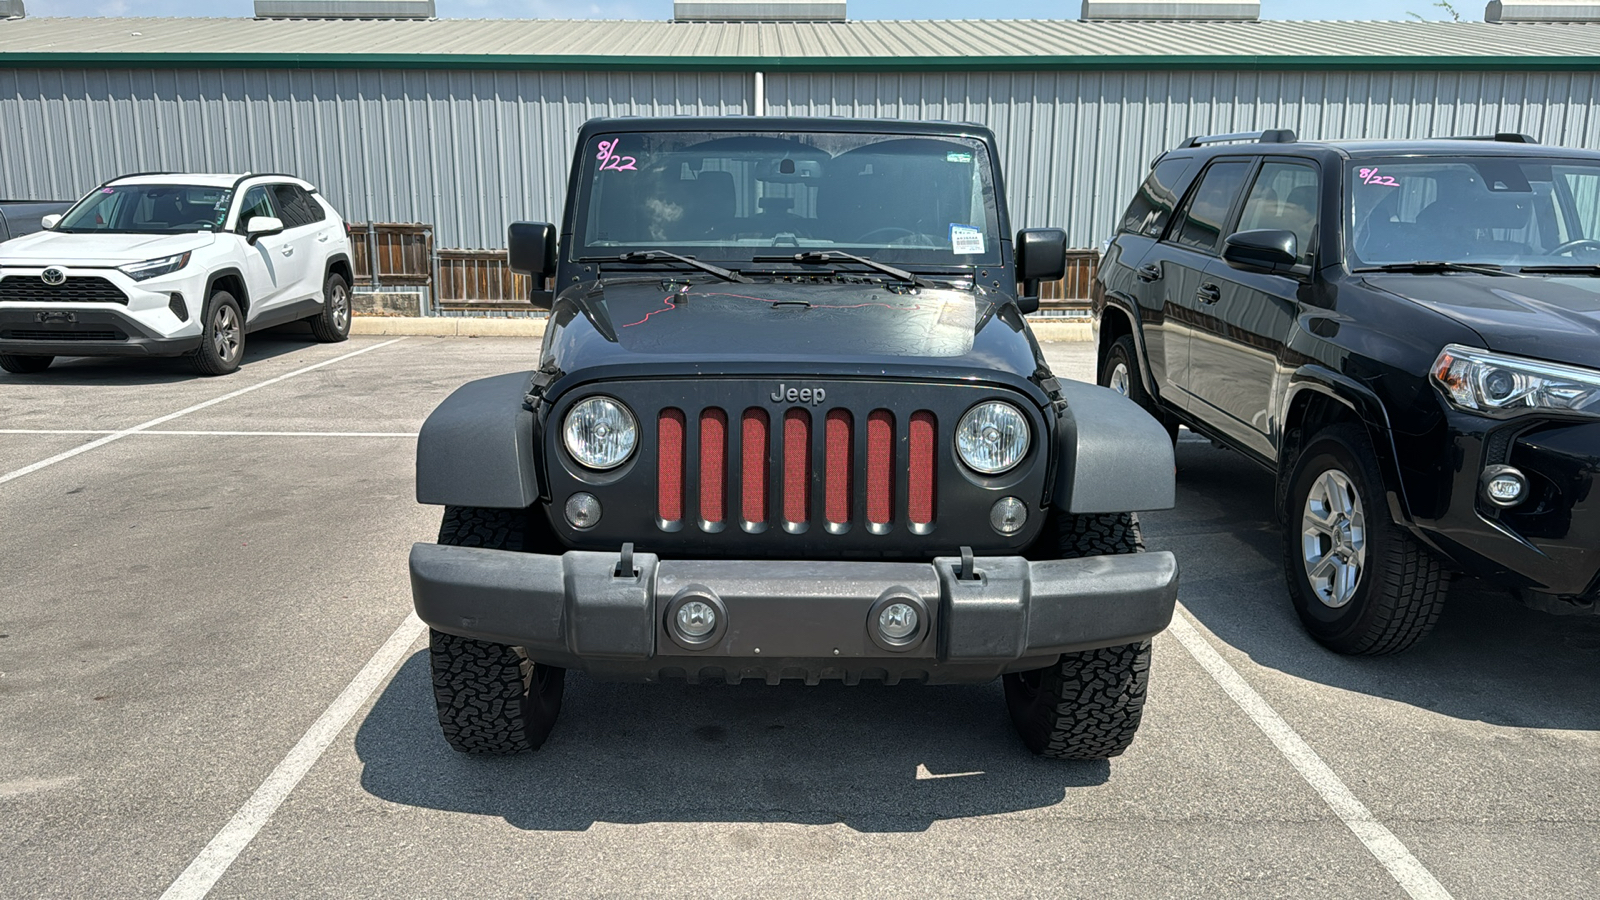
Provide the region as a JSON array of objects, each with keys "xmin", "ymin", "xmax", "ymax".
[{"xmin": 4, "ymin": 51, "xmax": 1600, "ymax": 72}]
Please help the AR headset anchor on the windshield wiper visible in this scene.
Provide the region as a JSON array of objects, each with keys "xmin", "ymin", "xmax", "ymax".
[
  {"xmin": 1353, "ymin": 261, "xmax": 1522, "ymax": 277},
  {"xmin": 599, "ymin": 251, "xmax": 750, "ymax": 283},
  {"xmin": 1512, "ymin": 264, "xmax": 1600, "ymax": 277},
  {"xmin": 754, "ymin": 251, "xmax": 934, "ymax": 289}
]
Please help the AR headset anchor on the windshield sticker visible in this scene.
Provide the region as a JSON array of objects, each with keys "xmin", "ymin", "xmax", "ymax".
[
  {"xmin": 1359, "ymin": 168, "xmax": 1399, "ymax": 187},
  {"xmin": 101, "ymin": 187, "xmax": 115, "ymax": 194},
  {"xmin": 596, "ymin": 139, "xmax": 639, "ymax": 172},
  {"xmin": 950, "ymin": 224, "xmax": 986, "ymax": 255},
  {"xmin": 946, "ymin": 151, "xmax": 973, "ymax": 164}
]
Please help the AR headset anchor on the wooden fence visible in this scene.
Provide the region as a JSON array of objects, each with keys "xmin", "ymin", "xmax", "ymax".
[{"xmin": 349, "ymin": 223, "xmax": 433, "ymax": 292}]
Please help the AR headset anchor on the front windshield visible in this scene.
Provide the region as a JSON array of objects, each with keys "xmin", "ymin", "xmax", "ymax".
[
  {"xmin": 573, "ymin": 131, "xmax": 1002, "ymax": 266},
  {"xmin": 56, "ymin": 184, "xmax": 234, "ymax": 235},
  {"xmin": 1349, "ymin": 156, "xmax": 1600, "ymax": 268}
]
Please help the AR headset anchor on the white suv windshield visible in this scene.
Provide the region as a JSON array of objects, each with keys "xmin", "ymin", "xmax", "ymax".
[
  {"xmin": 574, "ymin": 131, "xmax": 1003, "ymax": 266},
  {"xmin": 56, "ymin": 184, "xmax": 234, "ymax": 235},
  {"xmin": 1348, "ymin": 156, "xmax": 1600, "ymax": 268}
]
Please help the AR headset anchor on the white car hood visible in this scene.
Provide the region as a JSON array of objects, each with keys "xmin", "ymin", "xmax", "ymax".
[{"xmin": 0, "ymin": 231, "xmax": 217, "ymax": 267}]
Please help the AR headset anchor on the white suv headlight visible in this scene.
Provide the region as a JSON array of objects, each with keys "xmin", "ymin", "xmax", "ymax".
[
  {"xmin": 956, "ymin": 400, "xmax": 1031, "ymax": 474},
  {"xmin": 119, "ymin": 251, "xmax": 192, "ymax": 282},
  {"xmin": 1432, "ymin": 344, "xmax": 1600, "ymax": 418},
  {"xmin": 563, "ymin": 396, "xmax": 638, "ymax": 469}
]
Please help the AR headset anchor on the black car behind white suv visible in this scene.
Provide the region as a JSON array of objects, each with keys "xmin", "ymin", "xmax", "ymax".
[{"xmin": 1096, "ymin": 130, "xmax": 1600, "ymax": 654}]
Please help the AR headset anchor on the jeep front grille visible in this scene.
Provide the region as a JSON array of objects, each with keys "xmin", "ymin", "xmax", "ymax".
[
  {"xmin": 657, "ymin": 405, "xmax": 937, "ymax": 534},
  {"xmin": 0, "ymin": 276, "xmax": 130, "ymax": 305}
]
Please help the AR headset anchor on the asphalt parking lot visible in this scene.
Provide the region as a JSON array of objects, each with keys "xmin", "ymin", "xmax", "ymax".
[{"xmin": 3, "ymin": 328, "xmax": 1598, "ymax": 899}]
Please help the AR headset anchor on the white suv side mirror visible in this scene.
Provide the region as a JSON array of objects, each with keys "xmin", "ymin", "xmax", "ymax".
[
  {"xmin": 245, "ymin": 216, "xmax": 284, "ymax": 243},
  {"xmin": 41, "ymin": 214, "xmax": 62, "ymax": 229}
]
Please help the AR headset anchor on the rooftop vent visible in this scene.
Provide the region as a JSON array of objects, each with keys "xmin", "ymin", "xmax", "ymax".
[
  {"xmin": 673, "ymin": 0, "xmax": 846, "ymax": 22},
  {"xmin": 0, "ymin": 0, "xmax": 24, "ymax": 20},
  {"xmin": 1486, "ymin": 1, "xmax": 1600, "ymax": 22},
  {"xmin": 254, "ymin": 0, "xmax": 434, "ymax": 18},
  {"xmin": 1080, "ymin": 0, "xmax": 1260, "ymax": 20}
]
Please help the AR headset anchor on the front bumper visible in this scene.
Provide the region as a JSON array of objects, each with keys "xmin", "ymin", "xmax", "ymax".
[
  {"xmin": 410, "ymin": 544, "xmax": 1179, "ymax": 684},
  {"xmin": 0, "ymin": 305, "xmax": 201, "ymax": 357}
]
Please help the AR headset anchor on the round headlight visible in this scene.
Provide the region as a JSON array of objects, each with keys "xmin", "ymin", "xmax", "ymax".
[
  {"xmin": 956, "ymin": 401, "xmax": 1031, "ymax": 474},
  {"xmin": 563, "ymin": 396, "xmax": 637, "ymax": 470}
]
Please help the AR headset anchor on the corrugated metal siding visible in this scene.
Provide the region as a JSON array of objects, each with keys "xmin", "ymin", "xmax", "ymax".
[
  {"xmin": 768, "ymin": 70, "xmax": 1600, "ymax": 243},
  {"xmin": 0, "ymin": 68, "xmax": 749, "ymax": 249}
]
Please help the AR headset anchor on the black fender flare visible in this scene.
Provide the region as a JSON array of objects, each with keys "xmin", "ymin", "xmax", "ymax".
[
  {"xmin": 1281, "ymin": 365, "xmax": 1415, "ymax": 526},
  {"xmin": 324, "ymin": 251, "xmax": 352, "ymax": 283},
  {"xmin": 203, "ymin": 267, "xmax": 250, "ymax": 311},
  {"xmin": 1052, "ymin": 379, "xmax": 1175, "ymax": 514},
  {"xmin": 417, "ymin": 371, "xmax": 542, "ymax": 509},
  {"xmin": 1097, "ymin": 293, "xmax": 1165, "ymax": 402}
]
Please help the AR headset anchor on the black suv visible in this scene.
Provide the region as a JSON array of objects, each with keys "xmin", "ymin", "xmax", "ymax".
[
  {"xmin": 409, "ymin": 117, "xmax": 1183, "ymax": 759},
  {"xmin": 1097, "ymin": 130, "xmax": 1600, "ymax": 655}
]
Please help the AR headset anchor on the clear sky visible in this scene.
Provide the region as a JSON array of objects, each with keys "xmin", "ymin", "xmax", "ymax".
[{"xmin": 22, "ymin": 1, "xmax": 1474, "ymax": 22}]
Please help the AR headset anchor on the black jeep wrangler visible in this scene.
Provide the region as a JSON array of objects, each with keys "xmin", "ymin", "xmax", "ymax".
[
  {"xmin": 1097, "ymin": 130, "xmax": 1600, "ymax": 655},
  {"xmin": 410, "ymin": 117, "xmax": 1179, "ymax": 758}
]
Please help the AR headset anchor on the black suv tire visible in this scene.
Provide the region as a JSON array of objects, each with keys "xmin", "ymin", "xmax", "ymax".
[
  {"xmin": 1282, "ymin": 423, "xmax": 1449, "ymax": 655},
  {"xmin": 428, "ymin": 506, "xmax": 566, "ymax": 753},
  {"xmin": 307, "ymin": 272, "xmax": 351, "ymax": 343},
  {"xmin": 0, "ymin": 353, "xmax": 53, "ymax": 374},
  {"xmin": 1004, "ymin": 512, "xmax": 1153, "ymax": 759},
  {"xmin": 189, "ymin": 291, "xmax": 245, "ymax": 376},
  {"xmin": 1101, "ymin": 335, "xmax": 1178, "ymax": 444}
]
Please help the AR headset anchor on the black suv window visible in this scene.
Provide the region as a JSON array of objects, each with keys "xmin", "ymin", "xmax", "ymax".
[
  {"xmin": 1236, "ymin": 161, "xmax": 1319, "ymax": 264},
  {"xmin": 1170, "ymin": 160, "xmax": 1252, "ymax": 253},
  {"xmin": 1120, "ymin": 158, "xmax": 1193, "ymax": 237},
  {"xmin": 235, "ymin": 186, "xmax": 276, "ymax": 230}
]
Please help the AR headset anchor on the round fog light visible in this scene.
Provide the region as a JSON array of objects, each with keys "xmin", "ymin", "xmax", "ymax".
[
  {"xmin": 990, "ymin": 496, "xmax": 1028, "ymax": 534},
  {"xmin": 1481, "ymin": 465, "xmax": 1527, "ymax": 508},
  {"xmin": 565, "ymin": 492, "xmax": 602, "ymax": 529},
  {"xmin": 878, "ymin": 602, "xmax": 920, "ymax": 641},
  {"xmin": 675, "ymin": 600, "xmax": 717, "ymax": 638}
]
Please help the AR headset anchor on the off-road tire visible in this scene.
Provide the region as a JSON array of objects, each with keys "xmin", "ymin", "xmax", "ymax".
[
  {"xmin": 1282, "ymin": 423, "xmax": 1449, "ymax": 655},
  {"xmin": 1005, "ymin": 511, "xmax": 1152, "ymax": 759},
  {"xmin": 307, "ymin": 272, "xmax": 351, "ymax": 343},
  {"xmin": 189, "ymin": 291, "xmax": 244, "ymax": 376},
  {"xmin": 428, "ymin": 505, "xmax": 566, "ymax": 753},
  {"xmin": 1102, "ymin": 334, "xmax": 1178, "ymax": 444},
  {"xmin": 0, "ymin": 353, "xmax": 53, "ymax": 374}
]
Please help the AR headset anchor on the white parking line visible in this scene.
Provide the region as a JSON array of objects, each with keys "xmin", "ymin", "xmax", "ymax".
[
  {"xmin": 0, "ymin": 429, "xmax": 418, "ymax": 437},
  {"xmin": 1169, "ymin": 607, "xmax": 1455, "ymax": 900},
  {"xmin": 160, "ymin": 613, "xmax": 427, "ymax": 900},
  {"xmin": 0, "ymin": 338, "xmax": 404, "ymax": 487}
]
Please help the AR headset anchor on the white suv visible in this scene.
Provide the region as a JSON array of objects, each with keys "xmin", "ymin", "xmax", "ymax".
[{"xmin": 0, "ymin": 173, "xmax": 354, "ymax": 375}]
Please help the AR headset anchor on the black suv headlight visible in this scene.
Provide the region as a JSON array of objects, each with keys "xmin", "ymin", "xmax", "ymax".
[
  {"xmin": 955, "ymin": 400, "xmax": 1031, "ymax": 474},
  {"xmin": 562, "ymin": 396, "xmax": 638, "ymax": 469},
  {"xmin": 118, "ymin": 251, "xmax": 191, "ymax": 282},
  {"xmin": 1433, "ymin": 344, "xmax": 1600, "ymax": 418}
]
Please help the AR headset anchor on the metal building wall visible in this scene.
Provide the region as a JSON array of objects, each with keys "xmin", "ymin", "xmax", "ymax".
[
  {"xmin": 0, "ymin": 68, "xmax": 749, "ymax": 249},
  {"xmin": 767, "ymin": 70, "xmax": 1600, "ymax": 246}
]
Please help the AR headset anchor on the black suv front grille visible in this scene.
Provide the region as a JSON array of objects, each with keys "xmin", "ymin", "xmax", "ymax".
[
  {"xmin": 0, "ymin": 276, "xmax": 130, "ymax": 305},
  {"xmin": 1, "ymin": 328, "xmax": 128, "ymax": 342}
]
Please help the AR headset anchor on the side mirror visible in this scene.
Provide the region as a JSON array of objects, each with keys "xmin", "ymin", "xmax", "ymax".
[
  {"xmin": 508, "ymin": 221, "xmax": 558, "ymax": 309},
  {"xmin": 1222, "ymin": 229, "xmax": 1299, "ymax": 276},
  {"xmin": 41, "ymin": 214, "xmax": 62, "ymax": 230},
  {"xmin": 1015, "ymin": 228, "xmax": 1068, "ymax": 315},
  {"xmin": 245, "ymin": 216, "xmax": 284, "ymax": 243}
]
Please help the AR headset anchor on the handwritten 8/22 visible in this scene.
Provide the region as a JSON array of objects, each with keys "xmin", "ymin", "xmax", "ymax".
[
  {"xmin": 1359, "ymin": 168, "xmax": 1399, "ymax": 187},
  {"xmin": 596, "ymin": 139, "xmax": 637, "ymax": 172}
]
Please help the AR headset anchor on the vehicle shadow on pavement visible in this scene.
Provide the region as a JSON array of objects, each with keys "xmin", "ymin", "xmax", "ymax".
[
  {"xmin": 1162, "ymin": 437, "xmax": 1600, "ymax": 733},
  {"xmin": 354, "ymin": 652, "xmax": 1111, "ymax": 833},
  {"xmin": 2, "ymin": 324, "xmax": 320, "ymax": 385}
]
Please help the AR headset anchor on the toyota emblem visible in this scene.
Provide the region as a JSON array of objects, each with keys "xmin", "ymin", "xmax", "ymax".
[{"xmin": 41, "ymin": 267, "xmax": 66, "ymax": 286}]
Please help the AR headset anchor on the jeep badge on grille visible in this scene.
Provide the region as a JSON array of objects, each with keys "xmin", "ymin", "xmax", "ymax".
[{"xmin": 771, "ymin": 383, "xmax": 826, "ymax": 405}]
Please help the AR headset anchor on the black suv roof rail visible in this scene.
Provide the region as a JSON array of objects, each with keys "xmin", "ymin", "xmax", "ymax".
[
  {"xmin": 1440, "ymin": 132, "xmax": 1540, "ymax": 144},
  {"xmin": 1177, "ymin": 129, "xmax": 1299, "ymax": 149}
]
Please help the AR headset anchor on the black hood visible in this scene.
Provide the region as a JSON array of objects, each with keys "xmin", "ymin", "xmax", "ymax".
[
  {"xmin": 539, "ymin": 278, "xmax": 1047, "ymax": 391},
  {"xmin": 1363, "ymin": 274, "xmax": 1600, "ymax": 369}
]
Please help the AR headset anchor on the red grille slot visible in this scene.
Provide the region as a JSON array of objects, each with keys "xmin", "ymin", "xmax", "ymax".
[
  {"xmin": 658, "ymin": 408, "xmax": 686, "ymax": 523},
  {"xmin": 700, "ymin": 408, "xmax": 728, "ymax": 525},
  {"xmin": 783, "ymin": 409, "xmax": 811, "ymax": 525},
  {"xmin": 867, "ymin": 409, "xmax": 894, "ymax": 525},
  {"xmin": 741, "ymin": 408, "xmax": 769, "ymax": 524},
  {"xmin": 909, "ymin": 411, "xmax": 936, "ymax": 525},
  {"xmin": 825, "ymin": 410, "xmax": 853, "ymax": 525}
]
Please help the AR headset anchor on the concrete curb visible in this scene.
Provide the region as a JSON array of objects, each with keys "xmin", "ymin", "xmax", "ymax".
[{"xmin": 353, "ymin": 315, "xmax": 1094, "ymax": 342}]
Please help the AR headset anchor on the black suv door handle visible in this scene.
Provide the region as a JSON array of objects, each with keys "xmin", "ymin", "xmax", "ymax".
[
  {"xmin": 1197, "ymin": 284, "xmax": 1222, "ymax": 305},
  {"xmin": 1137, "ymin": 263, "xmax": 1162, "ymax": 283}
]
